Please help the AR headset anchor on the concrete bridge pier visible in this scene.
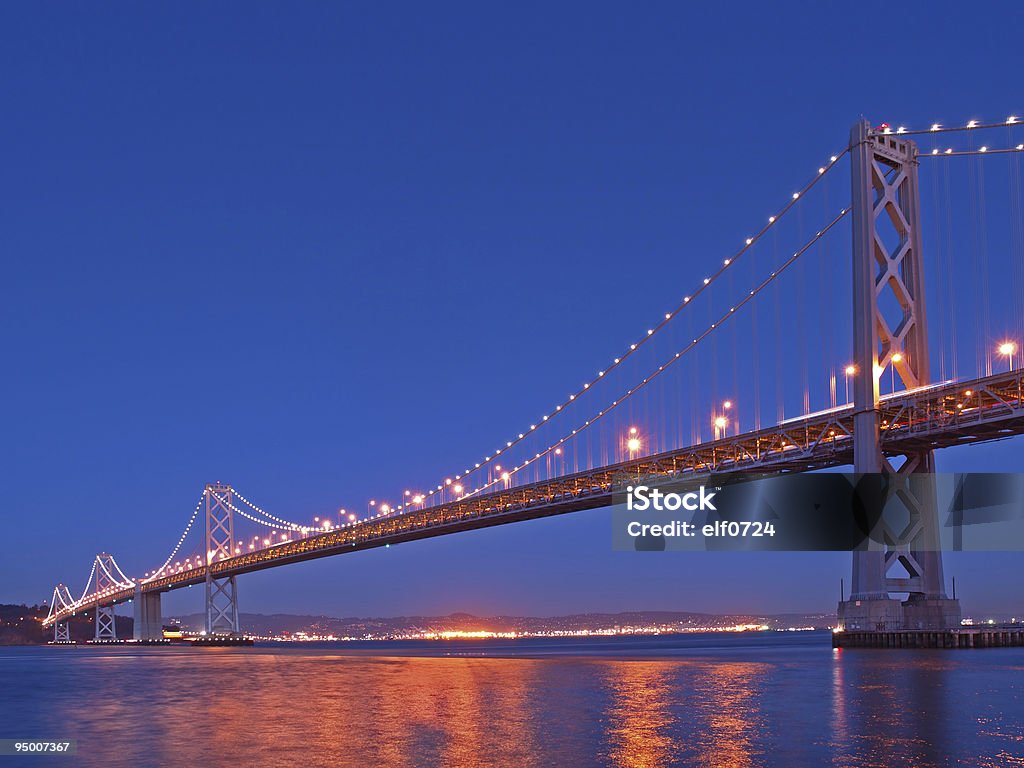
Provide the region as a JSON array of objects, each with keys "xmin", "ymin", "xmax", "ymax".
[{"xmin": 132, "ymin": 587, "xmax": 163, "ymax": 641}]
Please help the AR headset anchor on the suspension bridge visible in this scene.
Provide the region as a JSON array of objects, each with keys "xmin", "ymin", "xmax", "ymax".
[{"xmin": 42, "ymin": 118, "xmax": 1024, "ymax": 643}]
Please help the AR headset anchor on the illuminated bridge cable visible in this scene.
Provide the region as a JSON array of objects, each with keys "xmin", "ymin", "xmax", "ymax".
[
  {"xmin": 455, "ymin": 207, "xmax": 852, "ymax": 500},
  {"xmin": 395, "ymin": 148, "xmax": 850, "ymax": 511},
  {"xmin": 57, "ymin": 585, "xmax": 74, "ymax": 612},
  {"xmin": 96, "ymin": 556, "xmax": 133, "ymax": 590},
  {"xmin": 45, "ymin": 585, "xmax": 71, "ymax": 622},
  {"xmin": 226, "ymin": 498, "xmax": 312, "ymax": 533},
  {"xmin": 107, "ymin": 556, "xmax": 136, "ymax": 587},
  {"xmin": 45, "ymin": 587, "xmax": 59, "ymax": 621},
  {"xmin": 232, "ymin": 490, "xmax": 312, "ymax": 531},
  {"xmin": 74, "ymin": 560, "xmax": 97, "ymax": 607},
  {"xmin": 920, "ymin": 146, "xmax": 1024, "ymax": 158},
  {"xmin": 885, "ymin": 117, "xmax": 1020, "ymax": 136},
  {"xmin": 141, "ymin": 493, "xmax": 206, "ymax": 583}
]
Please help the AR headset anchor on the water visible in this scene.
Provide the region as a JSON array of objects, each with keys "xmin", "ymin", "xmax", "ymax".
[{"xmin": 3, "ymin": 631, "xmax": 1023, "ymax": 767}]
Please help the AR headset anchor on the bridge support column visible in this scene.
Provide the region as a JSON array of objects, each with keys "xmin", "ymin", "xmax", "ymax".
[
  {"xmin": 205, "ymin": 483, "xmax": 241, "ymax": 635},
  {"xmin": 49, "ymin": 584, "xmax": 74, "ymax": 643},
  {"xmin": 206, "ymin": 575, "xmax": 240, "ymax": 635},
  {"xmin": 94, "ymin": 604, "xmax": 117, "ymax": 641},
  {"xmin": 132, "ymin": 586, "xmax": 163, "ymax": 641},
  {"xmin": 92, "ymin": 553, "xmax": 120, "ymax": 641},
  {"xmin": 54, "ymin": 621, "xmax": 70, "ymax": 643},
  {"xmin": 838, "ymin": 119, "xmax": 960, "ymax": 632}
]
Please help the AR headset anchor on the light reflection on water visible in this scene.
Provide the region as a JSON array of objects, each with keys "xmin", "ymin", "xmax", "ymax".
[{"xmin": 2, "ymin": 632, "xmax": 1023, "ymax": 767}]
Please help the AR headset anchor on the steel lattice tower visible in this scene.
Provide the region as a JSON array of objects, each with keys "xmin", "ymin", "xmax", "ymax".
[
  {"xmin": 205, "ymin": 483, "xmax": 240, "ymax": 635},
  {"xmin": 839, "ymin": 119, "xmax": 961, "ymax": 631},
  {"xmin": 93, "ymin": 554, "xmax": 119, "ymax": 641}
]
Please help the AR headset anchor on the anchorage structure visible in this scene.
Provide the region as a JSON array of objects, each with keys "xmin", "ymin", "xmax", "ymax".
[
  {"xmin": 839, "ymin": 119, "xmax": 961, "ymax": 631},
  {"xmin": 205, "ymin": 483, "xmax": 241, "ymax": 635}
]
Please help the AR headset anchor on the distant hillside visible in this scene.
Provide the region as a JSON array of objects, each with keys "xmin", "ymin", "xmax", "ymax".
[
  {"xmin": 0, "ymin": 604, "xmax": 48, "ymax": 644},
  {"xmin": 0, "ymin": 603, "xmax": 132, "ymax": 644}
]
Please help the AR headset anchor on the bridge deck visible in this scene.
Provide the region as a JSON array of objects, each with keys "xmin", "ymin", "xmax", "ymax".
[{"xmin": 47, "ymin": 369, "xmax": 1024, "ymax": 625}]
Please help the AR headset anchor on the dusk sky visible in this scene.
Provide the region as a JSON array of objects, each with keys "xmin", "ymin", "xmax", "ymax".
[{"xmin": 3, "ymin": 3, "xmax": 1022, "ymax": 619}]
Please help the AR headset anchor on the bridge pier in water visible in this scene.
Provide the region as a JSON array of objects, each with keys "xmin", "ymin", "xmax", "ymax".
[
  {"xmin": 837, "ymin": 119, "xmax": 960, "ymax": 634},
  {"xmin": 132, "ymin": 586, "xmax": 163, "ymax": 641},
  {"xmin": 834, "ymin": 628, "xmax": 1024, "ymax": 649}
]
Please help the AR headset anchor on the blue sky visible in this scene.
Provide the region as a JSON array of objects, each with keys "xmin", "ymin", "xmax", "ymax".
[{"xmin": 2, "ymin": 2, "xmax": 1022, "ymax": 618}]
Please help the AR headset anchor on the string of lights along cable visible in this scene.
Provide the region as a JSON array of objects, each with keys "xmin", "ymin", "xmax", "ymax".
[{"xmin": 43, "ymin": 115, "xmax": 1024, "ymax": 627}]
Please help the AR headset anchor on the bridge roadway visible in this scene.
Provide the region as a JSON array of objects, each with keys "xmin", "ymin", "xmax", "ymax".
[{"xmin": 47, "ymin": 368, "xmax": 1024, "ymax": 626}]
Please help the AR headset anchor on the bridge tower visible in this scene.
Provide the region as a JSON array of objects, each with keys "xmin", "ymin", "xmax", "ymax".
[
  {"xmin": 204, "ymin": 483, "xmax": 240, "ymax": 635},
  {"xmin": 839, "ymin": 119, "xmax": 961, "ymax": 631},
  {"xmin": 93, "ymin": 554, "xmax": 119, "ymax": 641},
  {"xmin": 52, "ymin": 584, "xmax": 72, "ymax": 642}
]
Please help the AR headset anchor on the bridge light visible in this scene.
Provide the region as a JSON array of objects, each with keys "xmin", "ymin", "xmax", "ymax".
[
  {"xmin": 627, "ymin": 429, "xmax": 640, "ymax": 454},
  {"xmin": 891, "ymin": 352, "xmax": 903, "ymax": 363},
  {"xmin": 722, "ymin": 401, "xmax": 732, "ymax": 410},
  {"xmin": 999, "ymin": 341, "xmax": 1018, "ymax": 370},
  {"xmin": 845, "ymin": 365, "xmax": 857, "ymax": 376},
  {"xmin": 453, "ymin": 484, "xmax": 463, "ymax": 494},
  {"xmin": 714, "ymin": 416, "xmax": 728, "ymax": 430}
]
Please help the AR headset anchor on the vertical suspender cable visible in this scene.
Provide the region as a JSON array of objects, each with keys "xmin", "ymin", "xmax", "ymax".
[{"xmin": 943, "ymin": 158, "xmax": 958, "ymax": 380}]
